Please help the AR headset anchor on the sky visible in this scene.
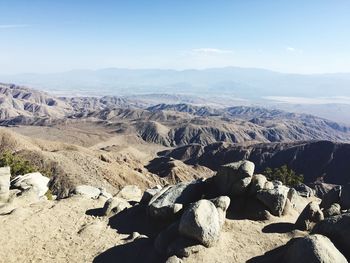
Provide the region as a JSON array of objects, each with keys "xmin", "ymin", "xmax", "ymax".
[{"xmin": 1, "ymin": 0, "xmax": 350, "ymax": 74}]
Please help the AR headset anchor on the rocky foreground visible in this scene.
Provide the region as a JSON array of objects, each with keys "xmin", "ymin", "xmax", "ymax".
[{"xmin": 0, "ymin": 161, "xmax": 349, "ymax": 263}]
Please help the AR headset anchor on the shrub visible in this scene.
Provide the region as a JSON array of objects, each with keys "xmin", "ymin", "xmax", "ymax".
[
  {"xmin": 0, "ymin": 151, "xmax": 36, "ymax": 178},
  {"xmin": 264, "ymin": 165, "xmax": 304, "ymax": 187},
  {"xmin": 0, "ymin": 151, "xmax": 54, "ymax": 179}
]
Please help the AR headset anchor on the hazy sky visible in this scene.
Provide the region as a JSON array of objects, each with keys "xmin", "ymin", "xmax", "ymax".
[{"xmin": 1, "ymin": 0, "xmax": 350, "ymax": 74}]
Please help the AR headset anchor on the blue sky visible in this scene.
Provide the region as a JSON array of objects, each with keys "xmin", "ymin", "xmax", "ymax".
[{"xmin": 1, "ymin": 0, "xmax": 350, "ymax": 74}]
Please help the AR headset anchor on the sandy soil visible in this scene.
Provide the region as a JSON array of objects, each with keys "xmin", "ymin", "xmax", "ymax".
[{"xmin": 0, "ymin": 195, "xmax": 306, "ymax": 263}]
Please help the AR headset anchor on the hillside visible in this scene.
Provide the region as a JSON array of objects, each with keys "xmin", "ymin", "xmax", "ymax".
[
  {"xmin": 1, "ymin": 83, "xmax": 350, "ymax": 146},
  {"xmin": 158, "ymin": 140, "xmax": 350, "ymax": 184}
]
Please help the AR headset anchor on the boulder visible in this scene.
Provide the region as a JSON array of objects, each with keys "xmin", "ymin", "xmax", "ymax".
[
  {"xmin": 283, "ymin": 234, "xmax": 347, "ymax": 263},
  {"xmin": 102, "ymin": 197, "xmax": 131, "ymax": 216},
  {"xmin": 312, "ymin": 213, "xmax": 350, "ymax": 259},
  {"xmin": 249, "ymin": 174, "xmax": 267, "ymax": 195},
  {"xmin": 179, "ymin": 200, "xmax": 221, "ymax": 247},
  {"xmin": 324, "ymin": 203, "xmax": 341, "ymax": 218},
  {"xmin": 295, "ymin": 201, "xmax": 324, "ymax": 231},
  {"xmin": 340, "ymin": 184, "xmax": 350, "ymax": 209},
  {"xmin": 320, "ymin": 185, "xmax": 341, "ymax": 209},
  {"xmin": 116, "ymin": 185, "xmax": 142, "ymax": 202},
  {"xmin": 0, "ymin": 166, "xmax": 10, "ymax": 203},
  {"xmin": 213, "ymin": 160, "xmax": 254, "ymax": 196},
  {"xmin": 148, "ymin": 180, "xmax": 205, "ymax": 221},
  {"xmin": 11, "ymin": 172, "xmax": 50, "ymax": 197},
  {"xmin": 73, "ymin": 185, "xmax": 101, "ymax": 199},
  {"xmin": 165, "ymin": 256, "xmax": 183, "ymax": 263},
  {"xmin": 293, "ymin": 183, "xmax": 315, "ymax": 197},
  {"xmin": 264, "ymin": 181, "xmax": 274, "ymax": 190},
  {"xmin": 256, "ymin": 185, "xmax": 289, "ymax": 216},
  {"xmin": 140, "ymin": 186, "xmax": 162, "ymax": 205},
  {"xmin": 210, "ymin": 196, "xmax": 230, "ymax": 226},
  {"xmin": 287, "ymin": 188, "xmax": 309, "ymax": 213},
  {"xmin": 287, "ymin": 188, "xmax": 298, "ymax": 204}
]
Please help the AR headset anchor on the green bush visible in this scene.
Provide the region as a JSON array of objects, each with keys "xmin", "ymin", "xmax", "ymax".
[
  {"xmin": 0, "ymin": 151, "xmax": 36, "ymax": 178},
  {"xmin": 263, "ymin": 165, "xmax": 304, "ymax": 187},
  {"xmin": 0, "ymin": 151, "xmax": 54, "ymax": 179}
]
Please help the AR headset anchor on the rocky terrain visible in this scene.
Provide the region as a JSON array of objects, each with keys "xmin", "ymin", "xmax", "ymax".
[
  {"xmin": 1, "ymin": 159, "xmax": 350, "ymax": 263},
  {"xmin": 1, "ymin": 82, "xmax": 350, "ymax": 262},
  {"xmin": 1, "ymin": 83, "xmax": 350, "ymax": 146}
]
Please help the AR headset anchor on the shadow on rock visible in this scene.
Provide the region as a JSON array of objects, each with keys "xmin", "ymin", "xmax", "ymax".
[
  {"xmin": 86, "ymin": 207, "xmax": 104, "ymax": 216},
  {"xmin": 247, "ymin": 244, "xmax": 288, "ymax": 263},
  {"xmin": 93, "ymin": 238, "xmax": 164, "ymax": 263},
  {"xmin": 262, "ymin": 222, "xmax": 296, "ymax": 233},
  {"xmin": 226, "ymin": 196, "xmax": 270, "ymax": 221},
  {"xmin": 108, "ymin": 205, "xmax": 161, "ymax": 237}
]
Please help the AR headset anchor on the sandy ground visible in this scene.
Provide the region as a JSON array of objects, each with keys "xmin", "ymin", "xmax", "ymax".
[{"xmin": 0, "ymin": 195, "xmax": 306, "ymax": 263}]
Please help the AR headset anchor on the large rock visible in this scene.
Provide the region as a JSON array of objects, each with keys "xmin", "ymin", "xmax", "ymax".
[
  {"xmin": 102, "ymin": 197, "xmax": 131, "ymax": 216},
  {"xmin": 256, "ymin": 185, "xmax": 289, "ymax": 216},
  {"xmin": 116, "ymin": 185, "xmax": 142, "ymax": 202},
  {"xmin": 293, "ymin": 183, "xmax": 315, "ymax": 197},
  {"xmin": 0, "ymin": 167, "xmax": 10, "ymax": 202},
  {"xmin": 213, "ymin": 160, "xmax": 254, "ymax": 196},
  {"xmin": 320, "ymin": 185, "xmax": 341, "ymax": 209},
  {"xmin": 287, "ymin": 188, "xmax": 307, "ymax": 212},
  {"xmin": 249, "ymin": 174, "xmax": 267, "ymax": 195},
  {"xmin": 11, "ymin": 172, "xmax": 50, "ymax": 197},
  {"xmin": 165, "ymin": 256, "xmax": 183, "ymax": 263},
  {"xmin": 295, "ymin": 201, "xmax": 324, "ymax": 231},
  {"xmin": 178, "ymin": 200, "xmax": 221, "ymax": 247},
  {"xmin": 140, "ymin": 186, "xmax": 162, "ymax": 205},
  {"xmin": 324, "ymin": 203, "xmax": 341, "ymax": 218},
  {"xmin": 73, "ymin": 185, "xmax": 101, "ymax": 199},
  {"xmin": 283, "ymin": 234, "xmax": 347, "ymax": 263},
  {"xmin": 312, "ymin": 213, "xmax": 350, "ymax": 259},
  {"xmin": 148, "ymin": 180, "xmax": 205, "ymax": 221},
  {"xmin": 210, "ymin": 196, "xmax": 230, "ymax": 226},
  {"xmin": 340, "ymin": 184, "xmax": 350, "ymax": 209}
]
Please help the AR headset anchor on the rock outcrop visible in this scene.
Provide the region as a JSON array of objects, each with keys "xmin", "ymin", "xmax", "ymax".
[
  {"xmin": 295, "ymin": 201, "xmax": 324, "ymax": 231},
  {"xmin": 213, "ymin": 160, "xmax": 254, "ymax": 196},
  {"xmin": 102, "ymin": 197, "xmax": 131, "ymax": 216},
  {"xmin": 116, "ymin": 185, "xmax": 142, "ymax": 202},
  {"xmin": 72, "ymin": 185, "xmax": 101, "ymax": 199},
  {"xmin": 312, "ymin": 213, "xmax": 350, "ymax": 259},
  {"xmin": 148, "ymin": 180, "xmax": 205, "ymax": 221},
  {"xmin": 256, "ymin": 185, "xmax": 289, "ymax": 216},
  {"xmin": 11, "ymin": 172, "xmax": 50, "ymax": 197},
  {"xmin": 284, "ymin": 234, "xmax": 347, "ymax": 263},
  {"xmin": 178, "ymin": 200, "xmax": 221, "ymax": 247}
]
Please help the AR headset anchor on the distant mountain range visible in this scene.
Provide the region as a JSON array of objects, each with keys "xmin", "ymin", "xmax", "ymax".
[
  {"xmin": 2, "ymin": 67, "xmax": 350, "ymax": 98},
  {"xmin": 3, "ymin": 67, "xmax": 350, "ymax": 124},
  {"xmin": 1, "ymin": 83, "xmax": 350, "ymax": 146}
]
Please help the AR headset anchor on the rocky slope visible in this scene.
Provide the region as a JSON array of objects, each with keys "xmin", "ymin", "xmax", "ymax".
[
  {"xmin": 0, "ymin": 128, "xmax": 164, "ymax": 198},
  {"xmin": 158, "ymin": 140, "xmax": 350, "ymax": 185}
]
